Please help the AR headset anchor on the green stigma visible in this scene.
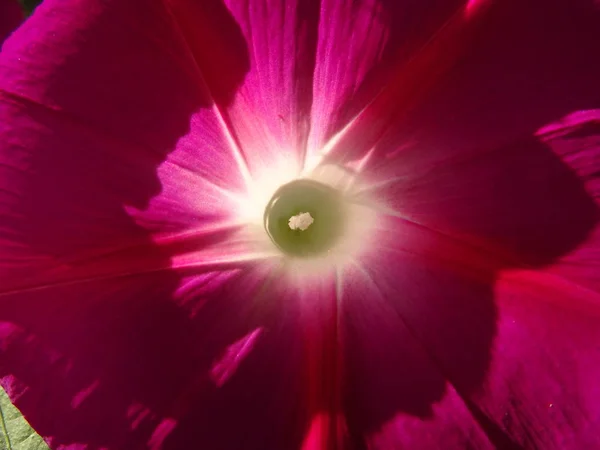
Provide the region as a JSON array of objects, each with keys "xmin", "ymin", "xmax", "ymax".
[{"xmin": 263, "ymin": 179, "xmax": 345, "ymax": 257}]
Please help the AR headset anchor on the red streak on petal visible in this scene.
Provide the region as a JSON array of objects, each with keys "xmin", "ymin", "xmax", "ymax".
[
  {"xmin": 301, "ymin": 413, "xmax": 348, "ymax": 450},
  {"xmin": 381, "ymin": 0, "xmax": 491, "ymax": 109},
  {"xmin": 300, "ymin": 279, "xmax": 347, "ymax": 448}
]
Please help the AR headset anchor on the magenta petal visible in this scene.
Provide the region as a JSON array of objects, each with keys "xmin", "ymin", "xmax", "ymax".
[
  {"xmin": 2, "ymin": 1, "xmax": 600, "ymax": 449},
  {"xmin": 388, "ymin": 0, "xmax": 600, "ymax": 162},
  {"xmin": 0, "ymin": 0, "xmax": 293, "ymax": 448},
  {"xmin": 362, "ymin": 132, "xmax": 598, "ymax": 269},
  {"xmin": 323, "ymin": 0, "xmax": 600, "ymax": 171},
  {"xmin": 353, "ymin": 0, "xmax": 600, "ymax": 268},
  {"xmin": 179, "ymin": 0, "xmax": 471, "ymax": 174},
  {"xmin": 475, "ymin": 270, "xmax": 600, "ymax": 448},
  {"xmin": 307, "ymin": 0, "xmax": 472, "ymax": 161},
  {"xmin": 0, "ymin": 0, "xmax": 22, "ymax": 45},
  {"xmin": 340, "ymin": 262, "xmax": 496, "ymax": 449},
  {"xmin": 343, "ymin": 194, "xmax": 599, "ymax": 448},
  {"xmin": 537, "ymin": 110, "xmax": 600, "ymax": 293},
  {"xmin": 0, "ymin": 0, "xmax": 254, "ymax": 284},
  {"xmin": 0, "ymin": 263, "xmax": 314, "ymax": 449},
  {"xmin": 159, "ymin": 270, "xmax": 322, "ymax": 450},
  {"xmin": 342, "ymin": 112, "xmax": 600, "ymax": 446},
  {"xmin": 189, "ymin": 0, "xmax": 321, "ymax": 174},
  {"xmin": 306, "ymin": 0, "xmax": 391, "ymax": 159}
]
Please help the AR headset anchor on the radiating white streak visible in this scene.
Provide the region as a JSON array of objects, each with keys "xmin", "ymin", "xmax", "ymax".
[
  {"xmin": 354, "ymin": 146, "xmax": 377, "ymax": 174},
  {"xmin": 152, "ymin": 221, "xmax": 247, "ymax": 245},
  {"xmin": 210, "ymin": 105, "xmax": 254, "ymax": 188},
  {"xmin": 163, "ymin": 156, "xmax": 243, "ymax": 204},
  {"xmin": 304, "ymin": 109, "xmax": 370, "ymax": 174},
  {"xmin": 347, "ymin": 258, "xmax": 382, "ymax": 300},
  {"xmin": 349, "ymin": 176, "xmax": 406, "ymax": 196}
]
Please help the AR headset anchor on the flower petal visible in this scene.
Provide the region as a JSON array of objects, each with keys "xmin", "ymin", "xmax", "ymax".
[
  {"xmin": 157, "ymin": 266, "xmax": 331, "ymax": 450},
  {"xmin": 0, "ymin": 0, "xmax": 293, "ymax": 448},
  {"xmin": 0, "ymin": 0, "xmax": 253, "ymax": 251},
  {"xmin": 351, "ymin": 0, "xmax": 600, "ymax": 268},
  {"xmin": 192, "ymin": 0, "xmax": 321, "ymax": 176},
  {"xmin": 474, "ymin": 269, "xmax": 600, "ymax": 448},
  {"xmin": 357, "ymin": 132, "xmax": 598, "ymax": 269},
  {"xmin": 340, "ymin": 262, "xmax": 497, "ymax": 449},
  {"xmin": 342, "ymin": 200, "xmax": 600, "ymax": 447},
  {"xmin": 536, "ymin": 110, "xmax": 600, "ymax": 293},
  {"xmin": 324, "ymin": 0, "xmax": 599, "ymax": 171},
  {"xmin": 0, "ymin": 260, "xmax": 314, "ymax": 449},
  {"xmin": 307, "ymin": 0, "xmax": 473, "ymax": 165},
  {"xmin": 340, "ymin": 108, "xmax": 600, "ymax": 446},
  {"xmin": 208, "ymin": 0, "xmax": 468, "ymax": 177},
  {"xmin": 0, "ymin": 0, "xmax": 260, "ymax": 291}
]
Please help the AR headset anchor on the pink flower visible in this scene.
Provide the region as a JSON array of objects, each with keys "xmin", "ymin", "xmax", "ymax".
[{"xmin": 1, "ymin": 0, "xmax": 599, "ymax": 449}]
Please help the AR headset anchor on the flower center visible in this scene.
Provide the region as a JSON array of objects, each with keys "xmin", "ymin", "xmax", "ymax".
[
  {"xmin": 288, "ymin": 212, "xmax": 314, "ymax": 231},
  {"xmin": 263, "ymin": 179, "xmax": 345, "ymax": 257}
]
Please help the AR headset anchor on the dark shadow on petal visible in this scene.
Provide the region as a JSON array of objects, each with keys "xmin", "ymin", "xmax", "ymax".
[
  {"xmin": 0, "ymin": 0, "xmax": 23, "ymax": 45},
  {"xmin": 167, "ymin": 0, "xmax": 250, "ymax": 106}
]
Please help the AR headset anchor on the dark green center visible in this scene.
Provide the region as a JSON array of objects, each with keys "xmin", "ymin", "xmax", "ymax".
[{"xmin": 263, "ymin": 179, "xmax": 345, "ymax": 257}]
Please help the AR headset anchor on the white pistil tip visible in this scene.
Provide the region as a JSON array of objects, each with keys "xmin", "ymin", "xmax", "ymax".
[{"xmin": 288, "ymin": 212, "xmax": 314, "ymax": 231}]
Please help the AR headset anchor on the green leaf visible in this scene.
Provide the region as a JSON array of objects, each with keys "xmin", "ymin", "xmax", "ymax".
[
  {"xmin": 17, "ymin": 0, "xmax": 43, "ymax": 15},
  {"xmin": 0, "ymin": 386, "xmax": 49, "ymax": 450}
]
